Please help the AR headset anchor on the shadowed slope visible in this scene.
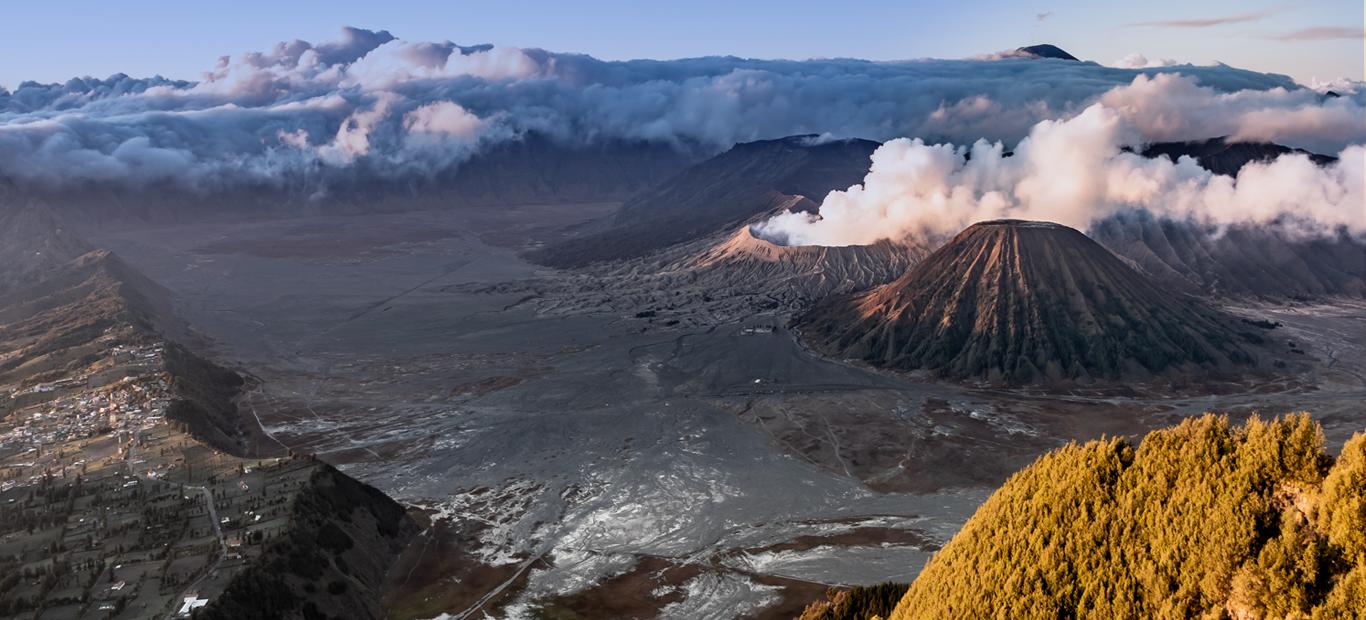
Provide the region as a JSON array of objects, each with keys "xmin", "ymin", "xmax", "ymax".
[
  {"xmin": 532, "ymin": 136, "xmax": 878, "ymax": 267},
  {"xmin": 0, "ymin": 202, "xmax": 93, "ymax": 295},
  {"xmin": 1091, "ymin": 212, "xmax": 1365, "ymax": 299}
]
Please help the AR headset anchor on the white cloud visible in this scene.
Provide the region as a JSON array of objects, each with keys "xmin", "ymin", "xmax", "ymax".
[
  {"xmin": 404, "ymin": 100, "xmax": 485, "ymax": 139},
  {"xmin": 753, "ymin": 102, "xmax": 1363, "ymax": 247},
  {"xmin": 1098, "ymin": 73, "xmax": 1363, "ymax": 153},
  {"xmin": 1112, "ymin": 54, "xmax": 1177, "ymax": 69},
  {"xmin": 0, "ymin": 27, "xmax": 1359, "ymax": 192}
]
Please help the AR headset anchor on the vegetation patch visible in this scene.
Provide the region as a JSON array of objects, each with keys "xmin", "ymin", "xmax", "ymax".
[{"xmin": 888, "ymin": 414, "xmax": 1366, "ymax": 619}]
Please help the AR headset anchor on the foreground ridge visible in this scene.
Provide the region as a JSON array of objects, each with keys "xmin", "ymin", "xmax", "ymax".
[{"xmin": 888, "ymin": 414, "xmax": 1366, "ymax": 618}]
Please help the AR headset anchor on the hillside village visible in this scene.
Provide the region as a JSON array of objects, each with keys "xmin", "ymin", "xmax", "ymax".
[{"xmin": 0, "ymin": 339, "xmax": 322, "ymax": 618}]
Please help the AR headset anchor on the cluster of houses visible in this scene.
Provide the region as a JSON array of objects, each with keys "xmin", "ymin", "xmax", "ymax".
[{"xmin": 0, "ymin": 344, "xmax": 171, "ymax": 488}]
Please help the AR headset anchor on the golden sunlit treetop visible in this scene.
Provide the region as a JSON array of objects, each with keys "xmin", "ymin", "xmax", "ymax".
[{"xmin": 886, "ymin": 413, "xmax": 1366, "ymax": 619}]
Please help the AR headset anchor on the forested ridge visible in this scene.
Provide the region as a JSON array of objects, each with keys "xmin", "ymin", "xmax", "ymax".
[
  {"xmin": 884, "ymin": 414, "xmax": 1366, "ymax": 619},
  {"xmin": 797, "ymin": 582, "xmax": 907, "ymax": 620}
]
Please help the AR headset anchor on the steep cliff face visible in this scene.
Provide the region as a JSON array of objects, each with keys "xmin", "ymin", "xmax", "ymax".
[{"xmin": 799, "ymin": 220, "xmax": 1264, "ymax": 384}]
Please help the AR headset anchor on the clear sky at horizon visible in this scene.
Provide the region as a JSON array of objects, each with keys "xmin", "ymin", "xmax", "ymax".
[{"xmin": 0, "ymin": 0, "xmax": 1360, "ymax": 88}]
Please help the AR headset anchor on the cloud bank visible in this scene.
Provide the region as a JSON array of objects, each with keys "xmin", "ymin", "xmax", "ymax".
[
  {"xmin": 753, "ymin": 95, "xmax": 1364, "ymax": 247},
  {"xmin": 1, "ymin": 26, "xmax": 1357, "ymax": 192}
]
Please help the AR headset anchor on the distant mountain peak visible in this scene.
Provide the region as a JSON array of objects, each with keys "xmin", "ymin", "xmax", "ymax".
[
  {"xmin": 1015, "ymin": 44, "xmax": 1079, "ymax": 61},
  {"xmin": 1136, "ymin": 137, "xmax": 1337, "ymax": 177}
]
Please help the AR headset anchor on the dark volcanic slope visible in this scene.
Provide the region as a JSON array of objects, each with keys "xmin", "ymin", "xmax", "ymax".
[
  {"xmin": 1092, "ymin": 212, "xmax": 1365, "ymax": 298},
  {"xmin": 1138, "ymin": 136, "xmax": 1337, "ymax": 177},
  {"xmin": 1086, "ymin": 140, "xmax": 1360, "ymax": 298},
  {"xmin": 799, "ymin": 220, "xmax": 1262, "ymax": 384},
  {"xmin": 533, "ymin": 136, "xmax": 878, "ymax": 267},
  {"xmin": 1016, "ymin": 44, "xmax": 1079, "ymax": 61},
  {"xmin": 199, "ymin": 464, "xmax": 418, "ymax": 620}
]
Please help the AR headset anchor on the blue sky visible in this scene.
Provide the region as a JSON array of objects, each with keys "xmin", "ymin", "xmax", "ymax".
[{"xmin": 0, "ymin": 0, "xmax": 1360, "ymax": 88}]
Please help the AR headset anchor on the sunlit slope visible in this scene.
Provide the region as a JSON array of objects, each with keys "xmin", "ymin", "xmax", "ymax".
[{"xmin": 890, "ymin": 414, "xmax": 1366, "ymax": 619}]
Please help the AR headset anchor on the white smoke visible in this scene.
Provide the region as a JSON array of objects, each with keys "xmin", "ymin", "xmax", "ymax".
[
  {"xmin": 1, "ymin": 26, "xmax": 1357, "ymax": 192},
  {"xmin": 753, "ymin": 100, "xmax": 1364, "ymax": 246}
]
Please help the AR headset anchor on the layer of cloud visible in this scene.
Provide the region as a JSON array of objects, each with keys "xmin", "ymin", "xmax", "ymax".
[
  {"xmin": 1098, "ymin": 73, "xmax": 1364, "ymax": 153},
  {"xmin": 753, "ymin": 99, "xmax": 1362, "ymax": 247},
  {"xmin": 1112, "ymin": 54, "xmax": 1178, "ymax": 69},
  {"xmin": 0, "ymin": 27, "xmax": 1356, "ymax": 193},
  {"xmin": 1306, "ymin": 77, "xmax": 1364, "ymax": 94}
]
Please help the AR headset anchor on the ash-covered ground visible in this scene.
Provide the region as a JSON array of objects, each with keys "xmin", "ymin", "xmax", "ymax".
[{"xmin": 92, "ymin": 205, "xmax": 1366, "ymax": 619}]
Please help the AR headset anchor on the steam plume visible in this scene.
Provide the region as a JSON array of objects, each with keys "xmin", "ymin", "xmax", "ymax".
[{"xmin": 753, "ymin": 91, "xmax": 1364, "ymax": 246}]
